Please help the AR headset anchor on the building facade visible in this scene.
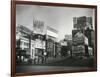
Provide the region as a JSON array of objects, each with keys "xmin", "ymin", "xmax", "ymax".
[
  {"xmin": 16, "ymin": 25, "xmax": 46, "ymax": 63},
  {"xmin": 72, "ymin": 16, "xmax": 94, "ymax": 57},
  {"xmin": 46, "ymin": 26, "xmax": 59, "ymax": 58}
]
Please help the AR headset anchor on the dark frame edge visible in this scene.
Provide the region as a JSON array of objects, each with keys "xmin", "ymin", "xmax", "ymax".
[
  {"xmin": 11, "ymin": 0, "xmax": 16, "ymax": 77},
  {"xmin": 14, "ymin": 0, "xmax": 97, "ymax": 8}
]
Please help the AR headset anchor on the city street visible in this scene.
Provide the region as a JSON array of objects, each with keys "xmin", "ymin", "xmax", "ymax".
[{"xmin": 16, "ymin": 57, "xmax": 94, "ymax": 73}]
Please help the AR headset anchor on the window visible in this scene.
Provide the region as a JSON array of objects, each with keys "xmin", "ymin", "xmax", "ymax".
[{"xmin": 24, "ymin": 42, "xmax": 29, "ymax": 47}]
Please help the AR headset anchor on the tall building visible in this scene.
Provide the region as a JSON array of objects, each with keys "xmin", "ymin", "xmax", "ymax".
[
  {"xmin": 73, "ymin": 16, "xmax": 86, "ymax": 30},
  {"xmin": 46, "ymin": 26, "xmax": 58, "ymax": 57},
  {"xmin": 72, "ymin": 16, "xmax": 94, "ymax": 57},
  {"xmin": 33, "ymin": 19, "xmax": 45, "ymax": 35}
]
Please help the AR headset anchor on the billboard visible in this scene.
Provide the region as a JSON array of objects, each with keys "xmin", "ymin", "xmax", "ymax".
[{"xmin": 72, "ymin": 30, "xmax": 84, "ymax": 45}]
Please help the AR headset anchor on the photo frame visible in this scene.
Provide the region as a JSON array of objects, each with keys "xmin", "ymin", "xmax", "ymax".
[{"xmin": 11, "ymin": 0, "xmax": 97, "ymax": 77}]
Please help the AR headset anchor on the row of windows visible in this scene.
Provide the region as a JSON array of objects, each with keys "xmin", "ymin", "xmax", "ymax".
[
  {"xmin": 21, "ymin": 41, "xmax": 30, "ymax": 47},
  {"xmin": 21, "ymin": 40, "xmax": 45, "ymax": 47}
]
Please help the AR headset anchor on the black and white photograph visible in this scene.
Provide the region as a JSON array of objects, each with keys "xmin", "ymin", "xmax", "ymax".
[{"xmin": 12, "ymin": 1, "xmax": 97, "ymax": 76}]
